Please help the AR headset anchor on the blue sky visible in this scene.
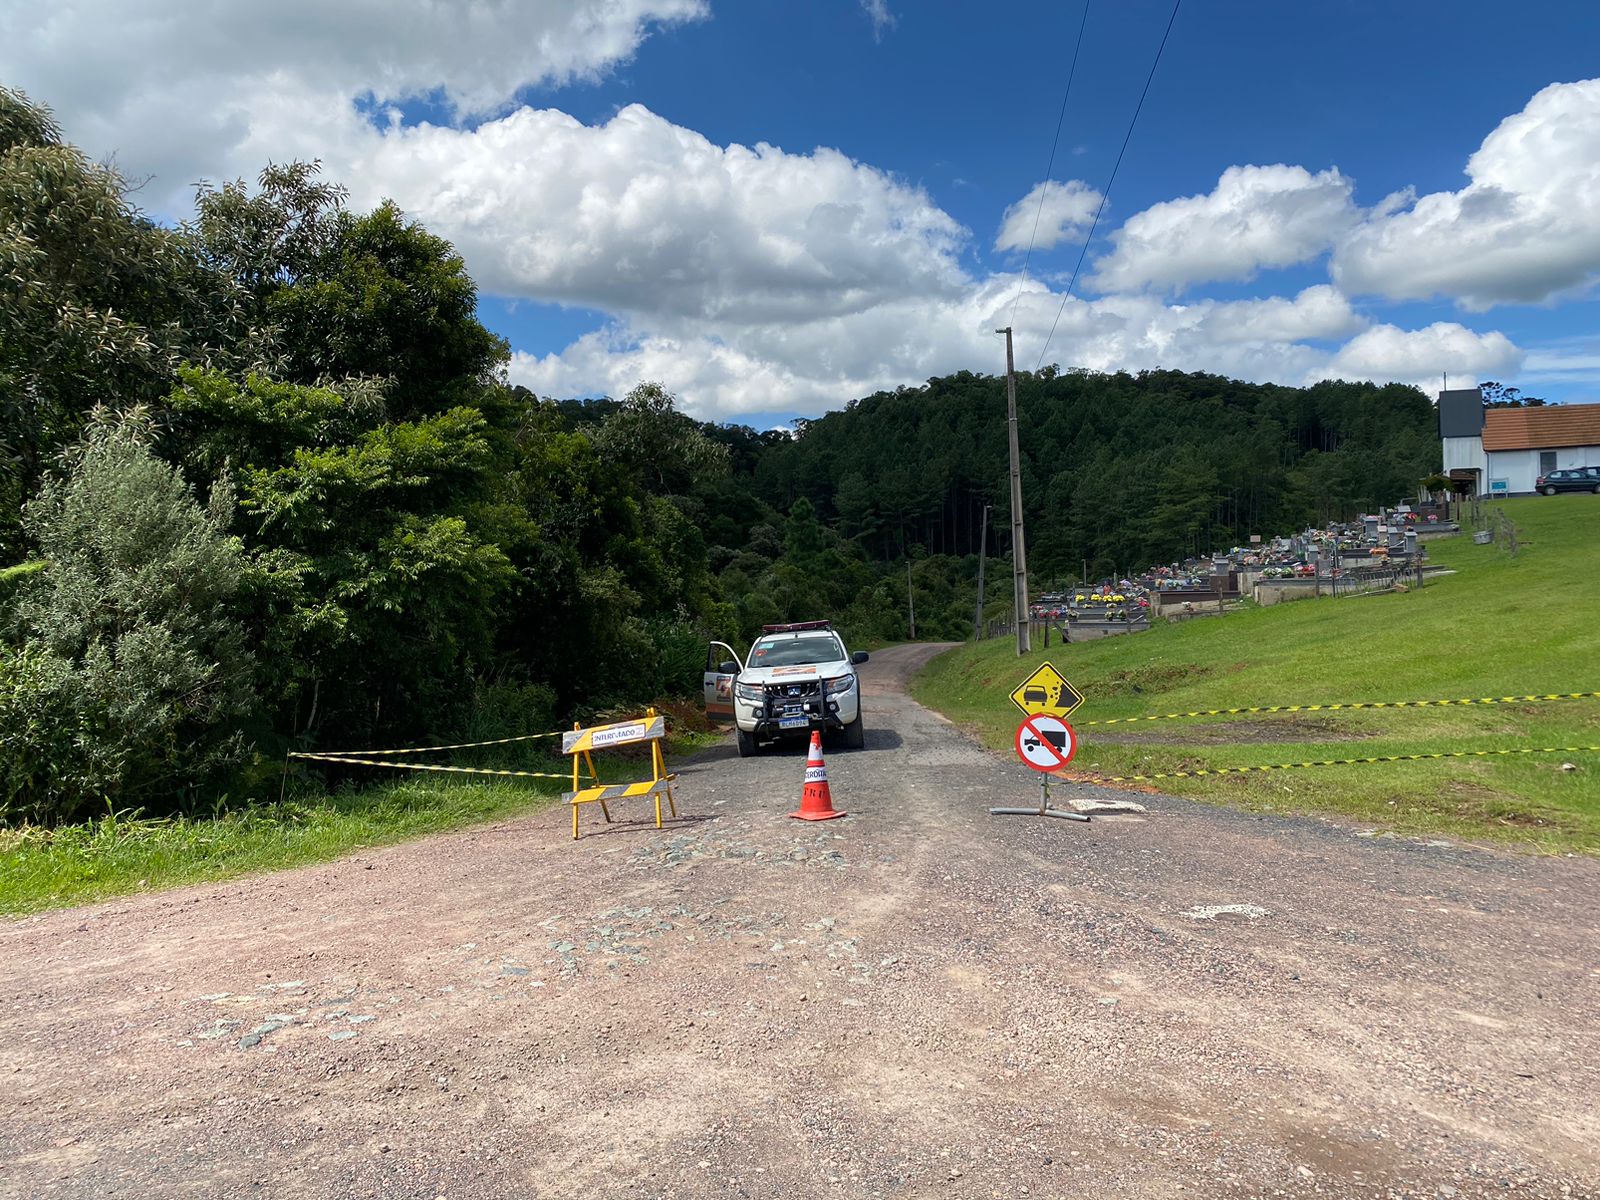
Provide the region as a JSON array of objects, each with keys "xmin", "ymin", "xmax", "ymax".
[{"xmin": 5, "ymin": 0, "xmax": 1600, "ymax": 423}]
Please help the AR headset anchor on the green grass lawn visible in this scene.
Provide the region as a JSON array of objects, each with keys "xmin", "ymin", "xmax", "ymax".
[
  {"xmin": 0, "ymin": 729, "xmax": 721, "ymax": 916},
  {"xmin": 911, "ymin": 496, "xmax": 1600, "ymax": 852},
  {"xmin": 0, "ymin": 779, "xmax": 564, "ymax": 916}
]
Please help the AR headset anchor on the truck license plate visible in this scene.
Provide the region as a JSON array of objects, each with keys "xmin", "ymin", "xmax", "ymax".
[{"xmin": 778, "ymin": 716, "xmax": 808, "ymax": 729}]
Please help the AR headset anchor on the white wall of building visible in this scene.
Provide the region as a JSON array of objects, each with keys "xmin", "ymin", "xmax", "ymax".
[
  {"xmin": 1442, "ymin": 436, "xmax": 1487, "ymax": 475},
  {"xmin": 1484, "ymin": 445, "xmax": 1600, "ymax": 495},
  {"xmin": 1484, "ymin": 449, "xmax": 1537, "ymax": 495}
]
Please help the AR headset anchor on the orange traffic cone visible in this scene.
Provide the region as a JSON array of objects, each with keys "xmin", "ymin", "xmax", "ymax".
[{"xmin": 789, "ymin": 729, "xmax": 845, "ymax": 821}]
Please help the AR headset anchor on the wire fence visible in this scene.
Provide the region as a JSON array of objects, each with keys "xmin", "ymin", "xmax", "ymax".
[
  {"xmin": 982, "ymin": 613, "xmax": 1153, "ymax": 643},
  {"xmin": 1472, "ymin": 505, "xmax": 1520, "ymax": 558},
  {"xmin": 1329, "ymin": 558, "xmax": 1425, "ymax": 598}
]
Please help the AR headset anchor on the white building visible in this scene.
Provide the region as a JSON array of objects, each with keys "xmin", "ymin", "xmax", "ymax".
[{"xmin": 1439, "ymin": 389, "xmax": 1600, "ymax": 496}]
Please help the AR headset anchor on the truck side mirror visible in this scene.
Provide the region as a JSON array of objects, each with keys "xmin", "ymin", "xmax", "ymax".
[
  {"xmin": 719, "ymin": 661, "xmax": 739, "ymax": 675},
  {"xmin": 851, "ymin": 651, "xmax": 869, "ymax": 664}
]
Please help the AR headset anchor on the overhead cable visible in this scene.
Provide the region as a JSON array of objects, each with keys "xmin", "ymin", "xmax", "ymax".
[
  {"xmin": 1007, "ymin": 0, "xmax": 1092, "ymax": 333},
  {"xmin": 1034, "ymin": 0, "xmax": 1184, "ymax": 372}
]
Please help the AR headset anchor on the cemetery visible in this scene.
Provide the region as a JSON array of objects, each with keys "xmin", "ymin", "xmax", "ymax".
[{"xmin": 1029, "ymin": 501, "xmax": 1459, "ymax": 639}]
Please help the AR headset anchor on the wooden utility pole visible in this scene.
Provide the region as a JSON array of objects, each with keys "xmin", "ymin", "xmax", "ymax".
[
  {"xmin": 997, "ymin": 327, "xmax": 1030, "ymax": 654},
  {"xmin": 907, "ymin": 559, "xmax": 916, "ymax": 640},
  {"xmin": 973, "ymin": 502, "xmax": 990, "ymax": 639}
]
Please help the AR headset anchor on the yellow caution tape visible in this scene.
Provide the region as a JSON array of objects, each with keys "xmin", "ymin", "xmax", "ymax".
[
  {"xmin": 1080, "ymin": 691, "xmax": 1600, "ymax": 727},
  {"xmin": 302, "ymin": 729, "xmax": 565, "ymax": 757},
  {"xmin": 287, "ymin": 753, "xmax": 570, "ymax": 780},
  {"xmin": 1101, "ymin": 745, "xmax": 1600, "ymax": 784}
]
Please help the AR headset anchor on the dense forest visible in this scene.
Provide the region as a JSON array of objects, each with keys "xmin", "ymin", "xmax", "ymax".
[{"xmin": 0, "ymin": 87, "xmax": 1440, "ymax": 823}]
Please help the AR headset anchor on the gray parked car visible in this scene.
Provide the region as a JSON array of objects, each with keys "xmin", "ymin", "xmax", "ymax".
[{"xmin": 1535, "ymin": 467, "xmax": 1600, "ymax": 495}]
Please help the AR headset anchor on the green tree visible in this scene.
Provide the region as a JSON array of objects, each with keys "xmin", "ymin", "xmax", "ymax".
[
  {"xmin": 269, "ymin": 201, "xmax": 510, "ymax": 418},
  {"xmin": 167, "ymin": 167, "xmax": 526, "ymax": 743},
  {"xmin": 235, "ymin": 403, "xmax": 518, "ymax": 742},
  {"xmin": 592, "ymin": 382, "xmax": 730, "ymax": 496},
  {"xmin": 834, "ymin": 472, "xmax": 880, "ymax": 545},
  {"xmin": 189, "ymin": 166, "xmax": 510, "ymax": 421},
  {"xmin": 0, "ymin": 87, "xmax": 212, "ymax": 556},
  {"xmin": 1479, "ymin": 380, "xmax": 1545, "ymax": 408},
  {"xmin": 1, "ymin": 409, "xmax": 255, "ymax": 822},
  {"xmin": 785, "ymin": 497, "xmax": 826, "ymax": 562}
]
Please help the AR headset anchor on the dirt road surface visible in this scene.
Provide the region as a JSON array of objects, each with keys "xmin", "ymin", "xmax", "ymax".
[{"xmin": 3, "ymin": 644, "xmax": 1598, "ymax": 1199}]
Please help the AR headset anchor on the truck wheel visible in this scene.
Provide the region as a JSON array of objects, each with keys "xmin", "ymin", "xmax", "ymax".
[
  {"xmin": 736, "ymin": 727, "xmax": 758, "ymax": 758},
  {"xmin": 842, "ymin": 713, "xmax": 865, "ymax": 750}
]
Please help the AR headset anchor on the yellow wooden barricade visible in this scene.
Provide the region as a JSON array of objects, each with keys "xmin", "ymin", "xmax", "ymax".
[{"xmin": 561, "ymin": 708, "xmax": 678, "ymax": 840}]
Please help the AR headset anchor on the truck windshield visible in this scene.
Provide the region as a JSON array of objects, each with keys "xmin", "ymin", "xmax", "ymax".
[{"xmin": 750, "ymin": 635, "xmax": 842, "ymax": 666}]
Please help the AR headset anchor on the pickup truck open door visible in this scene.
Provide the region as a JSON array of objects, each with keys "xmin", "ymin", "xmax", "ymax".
[{"xmin": 703, "ymin": 641, "xmax": 743, "ymax": 723}]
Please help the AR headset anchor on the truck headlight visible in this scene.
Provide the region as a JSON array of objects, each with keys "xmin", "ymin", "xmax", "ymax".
[
  {"xmin": 735, "ymin": 682, "xmax": 764, "ymax": 701},
  {"xmin": 824, "ymin": 674, "xmax": 855, "ymax": 695}
]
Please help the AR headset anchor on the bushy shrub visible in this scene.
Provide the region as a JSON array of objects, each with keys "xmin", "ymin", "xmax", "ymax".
[
  {"xmin": 0, "ymin": 646, "xmax": 92, "ymax": 824},
  {"xmin": 463, "ymin": 677, "xmax": 558, "ymax": 742},
  {"xmin": 0, "ymin": 410, "xmax": 256, "ymax": 823},
  {"xmin": 647, "ymin": 617, "xmax": 707, "ymax": 698}
]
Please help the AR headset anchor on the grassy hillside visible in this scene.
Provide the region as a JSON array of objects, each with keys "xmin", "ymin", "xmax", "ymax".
[{"xmin": 911, "ymin": 496, "xmax": 1600, "ymax": 852}]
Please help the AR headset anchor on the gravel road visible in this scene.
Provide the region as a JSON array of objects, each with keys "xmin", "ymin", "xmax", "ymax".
[{"xmin": 3, "ymin": 643, "xmax": 1597, "ymax": 1199}]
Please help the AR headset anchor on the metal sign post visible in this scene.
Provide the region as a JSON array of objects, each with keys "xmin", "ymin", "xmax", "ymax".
[{"xmin": 990, "ymin": 773, "xmax": 1090, "ymax": 822}]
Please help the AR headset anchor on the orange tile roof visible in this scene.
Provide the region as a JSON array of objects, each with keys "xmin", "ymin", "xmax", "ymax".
[{"xmin": 1481, "ymin": 404, "xmax": 1600, "ymax": 451}]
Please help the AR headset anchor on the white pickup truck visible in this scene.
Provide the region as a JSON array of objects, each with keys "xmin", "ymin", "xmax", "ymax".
[{"xmin": 703, "ymin": 621, "xmax": 869, "ymax": 757}]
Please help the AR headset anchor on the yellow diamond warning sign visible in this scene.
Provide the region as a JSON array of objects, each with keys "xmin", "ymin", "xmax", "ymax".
[{"xmin": 1009, "ymin": 661, "xmax": 1084, "ymax": 719}]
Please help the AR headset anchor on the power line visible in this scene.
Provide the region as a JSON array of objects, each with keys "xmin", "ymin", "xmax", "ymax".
[
  {"xmin": 1034, "ymin": 0, "xmax": 1184, "ymax": 372},
  {"xmin": 1006, "ymin": 0, "xmax": 1092, "ymax": 333}
]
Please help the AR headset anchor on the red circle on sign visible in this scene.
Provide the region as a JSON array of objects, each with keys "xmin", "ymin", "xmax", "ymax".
[{"xmin": 1014, "ymin": 716, "xmax": 1077, "ymax": 773}]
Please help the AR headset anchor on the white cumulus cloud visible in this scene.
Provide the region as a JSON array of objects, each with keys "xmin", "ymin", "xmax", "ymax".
[
  {"xmin": 1322, "ymin": 323, "xmax": 1520, "ymax": 390},
  {"xmin": 508, "ymin": 280, "xmax": 1499, "ymax": 421},
  {"xmin": 1188, "ymin": 286, "xmax": 1367, "ymax": 346},
  {"xmin": 0, "ymin": 0, "xmax": 1537, "ymax": 420},
  {"xmin": 0, "ymin": 0, "xmax": 707, "ymax": 206},
  {"xmin": 995, "ymin": 180, "xmax": 1102, "ymax": 253},
  {"xmin": 341, "ymin": 105, "xmax": 970, "ymax": 323},
  {"xmin": 1332, "ymin": 78, "xmax": 1600, "ymax": 310},
  {"xmin": 1092, "ymin": 164, "xmax": 1360, "ymax": 293}
]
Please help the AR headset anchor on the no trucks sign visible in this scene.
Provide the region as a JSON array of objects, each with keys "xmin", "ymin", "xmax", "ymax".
[{"xmin": 1014, "ymin": 714, "xmax": 1077, "ymax": 773}]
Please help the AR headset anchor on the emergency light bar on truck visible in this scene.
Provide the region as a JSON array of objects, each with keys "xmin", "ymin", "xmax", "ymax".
[{"xmin": 760, "ymin": 621, "xmax": 833, "ymax": 633}]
